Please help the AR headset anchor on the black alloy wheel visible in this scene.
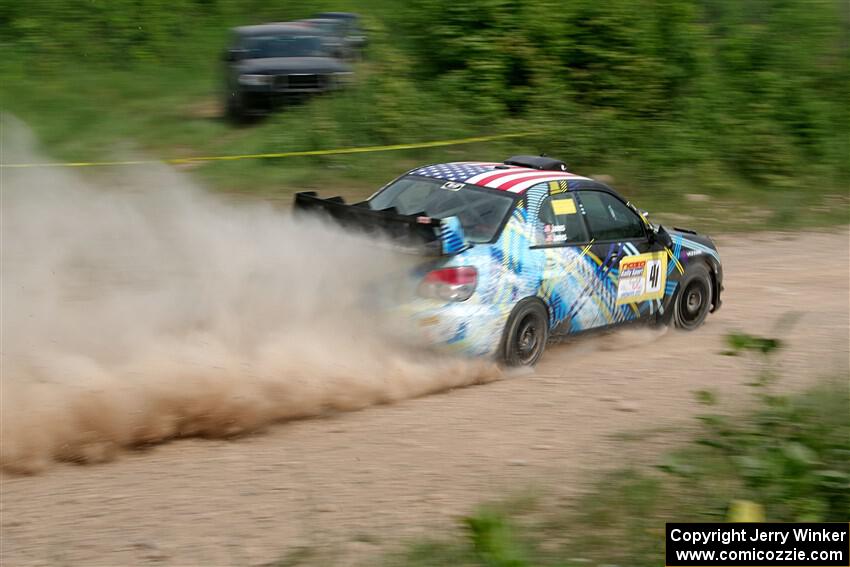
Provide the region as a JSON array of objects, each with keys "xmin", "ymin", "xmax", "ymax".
[
  {"xmin": 501, "ymin": 299, "xmax": 549, "ymax": 366},
  {"xmin": 673, "ymin": 264, "xmax": 713, "ymax": 330}
]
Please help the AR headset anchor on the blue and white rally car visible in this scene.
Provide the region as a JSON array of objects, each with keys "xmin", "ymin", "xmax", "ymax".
[{"xmin": 295, "ymin": 155, "xmax": 723, "ymax": 366}]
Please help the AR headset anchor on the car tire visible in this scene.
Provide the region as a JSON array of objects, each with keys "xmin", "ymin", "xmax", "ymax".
[
  {"xmin": 500, "ymin": 299, "xmax": 549, "ymax": 367},
  {"xmin": 225, "ymin": 91, "xmax": 247, "ymax": 123},
  {"xmin": 672, "ymin": 263, "xmax": 713, "ymax": 330}
]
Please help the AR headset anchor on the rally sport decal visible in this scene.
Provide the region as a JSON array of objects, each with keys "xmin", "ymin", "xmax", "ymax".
[{"xmin": 615, "ymin": 251, "xmax": 667, "ymax": 305}]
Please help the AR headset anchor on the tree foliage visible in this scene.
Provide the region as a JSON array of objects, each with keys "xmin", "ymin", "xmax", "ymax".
[{"xmin": 1, "ymin": 0, "xmax": 847, "ymax": 188}]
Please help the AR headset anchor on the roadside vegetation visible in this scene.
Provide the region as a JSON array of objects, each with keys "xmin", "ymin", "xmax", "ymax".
[
  {"xmin": 370, "ymin": 333, "xmax": 849, "ymax": 567},
  {"xmin": 1, "ymin": 0, "xmax": 848, "ymax": 230}
]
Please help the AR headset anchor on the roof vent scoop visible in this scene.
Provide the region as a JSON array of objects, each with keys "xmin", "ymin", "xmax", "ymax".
[{"xmin": 504, "ymin": 155, "xmax": 568, "ymax": 171}]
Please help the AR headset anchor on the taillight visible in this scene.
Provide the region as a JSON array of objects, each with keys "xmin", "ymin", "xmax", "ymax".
[{"xmin": 418, "ymin": 266, "xmax": 478, "ymax": 302}]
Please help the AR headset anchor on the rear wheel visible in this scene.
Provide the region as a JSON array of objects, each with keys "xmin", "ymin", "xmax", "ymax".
[
  {"xmin": 500, "ymin": 299, "xmax": 549, "ymax": 366},
  {"xmin": 673, "ymin": 264, "xmax": 713, "ymax": 330},
  {"xmin": 224, "ymin": 88, "xmax": 252, "ymax": 124},
  {"xmin": 225, "ymin": 94, "xmax": 244, "ymax": 123}
]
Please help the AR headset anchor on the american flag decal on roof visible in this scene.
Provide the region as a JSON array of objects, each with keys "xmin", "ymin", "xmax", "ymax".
[{"xmin": 409, "ymin": 162, "xmax": 588, "ymax": 194}]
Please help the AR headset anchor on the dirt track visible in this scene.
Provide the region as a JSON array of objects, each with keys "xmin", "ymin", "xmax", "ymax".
[{"xmin": 1, "ymin": 228, "xmax": 848, "ymax": 567}]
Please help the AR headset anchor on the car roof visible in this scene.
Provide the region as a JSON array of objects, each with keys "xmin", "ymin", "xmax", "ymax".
[
  {"xmin": 234, "ymin": 23, "xmax": 330, "ymax": 36},
  {"xmin": 407, "ymin": 162, "xmax": 593, "ymax": 194},
  {"xmin": 313, "ymin": 12, "xmax": 358, "ymax": 19},
  {"xmin": 301, "ymin": 18, "xmax": 343, "ymax": 26}
]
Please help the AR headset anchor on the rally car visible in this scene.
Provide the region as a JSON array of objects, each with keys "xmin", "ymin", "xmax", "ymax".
[{"xmin": 295, "ymin": 155, "xmax": 723, "ymax": 366}]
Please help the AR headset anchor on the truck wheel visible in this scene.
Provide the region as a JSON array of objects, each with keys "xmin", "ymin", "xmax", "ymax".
[
  {"xmin": 672, "ymin": 264, "xmax": 713, "ymax": 330},
  {"xmin": 500, "ymin": 299, "xmax": 549, "ymax": 366},
  {"xmin": 225, "ymin": 92, "xmax": 246, "ymax": 123}
]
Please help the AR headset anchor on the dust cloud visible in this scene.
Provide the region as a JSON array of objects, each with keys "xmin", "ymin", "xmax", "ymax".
[{"xmin": 0, "ymin": 119, "xmax": 499, "ymax": 474}]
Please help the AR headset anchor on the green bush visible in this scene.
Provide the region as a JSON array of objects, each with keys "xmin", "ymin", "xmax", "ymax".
[{"xmin": 1, "ymin": 0, "xmax": 847, "ymax": 204}]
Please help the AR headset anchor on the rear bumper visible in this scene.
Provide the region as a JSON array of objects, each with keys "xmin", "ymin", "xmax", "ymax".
[
  {"xmin": 239, "ymin": 89, "xmax": 330, "ymax": 112},
  {"xmin": 389, "ymin": 299, "xmax": 510, "ymax": 359}
]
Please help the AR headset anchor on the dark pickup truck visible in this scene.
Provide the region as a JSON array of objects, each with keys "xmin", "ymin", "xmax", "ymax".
[{"xmin": 223, "ymin": 23, "xmax": 353, "ymax": 119}]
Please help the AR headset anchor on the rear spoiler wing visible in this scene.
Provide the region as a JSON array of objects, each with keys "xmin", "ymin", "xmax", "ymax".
[{"xmin": 293, "ymin": 191, "xmax": 469, "ymax": 256}]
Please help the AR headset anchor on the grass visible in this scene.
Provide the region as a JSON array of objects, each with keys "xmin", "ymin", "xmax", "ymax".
[
  {"xmin": 1, "ymin": 48, "xmax": 848, "ymax": 233},
  {"xmin": 4, "ymin": 0, "xmax": 849, "ymax": 232},
  {"xmin": 0, "ymin": 69, "xmax": 850, "ymax": 231},
  {"xmin": 0, "ymin": 56, "xmax": 528, "ymax": 193}
]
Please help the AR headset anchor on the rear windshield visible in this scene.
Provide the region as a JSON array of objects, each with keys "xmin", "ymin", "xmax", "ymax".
[
  {"xmin": 242, "ymin": 35, "xmax": 328, "ymax": 58},
  {"xmin": 368, "ymin": 175, "xmax": 515, "ymax": 243}
]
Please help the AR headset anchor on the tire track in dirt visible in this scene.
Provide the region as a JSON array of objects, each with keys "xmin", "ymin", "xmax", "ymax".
[{"xmin": 1, "ymin": 228, "xmax": 848, "ymax": 567}]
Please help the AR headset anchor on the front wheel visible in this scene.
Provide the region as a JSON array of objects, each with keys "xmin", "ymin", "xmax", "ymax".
[
  {"xmin": 500, "ymin": 299, "xmax": 549, "ymax": 366},
  {"xmin": 672, "ymin": 264, "xmax": 713, "ymax": 330},
  {"xmin": 224, "ymin": 88, "xmax": 249, "ymax": 124}
]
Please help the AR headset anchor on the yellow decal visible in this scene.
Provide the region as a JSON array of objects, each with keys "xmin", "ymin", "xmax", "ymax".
[
  {"xmin": 666, "ymin": 247, "xmax": 685, "ymax": 275},
  {"xmin": 548, "ymin": 180, "xmax": 569, "ymax": 194},
  {"xmin": 615, "ymin": 251, "xmax": 667, "ymax": 305},
  {"xmin": 552, "ymin": 198, "xmax": 577, "ymax": 215}
]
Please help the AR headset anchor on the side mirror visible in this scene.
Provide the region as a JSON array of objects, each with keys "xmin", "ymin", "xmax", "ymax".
[{"xmin": 655, "ymin": 225, "xmax": 673, "ymax": 248}]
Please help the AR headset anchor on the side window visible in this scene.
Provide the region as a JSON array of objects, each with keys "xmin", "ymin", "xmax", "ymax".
[
  {"xmin": 535, "ymin": 193, "xmax": 588, "ymax": 245},
  {"xmin": 577, "ymin": 191, "xmax": 645, "ymax": 241}
]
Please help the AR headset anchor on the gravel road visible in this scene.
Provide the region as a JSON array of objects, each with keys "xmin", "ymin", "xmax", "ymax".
[{"xmin": 1, "ymin": 228, "xmax": 847, "ymax": 567}]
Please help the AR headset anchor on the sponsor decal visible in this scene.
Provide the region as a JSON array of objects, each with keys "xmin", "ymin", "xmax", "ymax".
[
  {"xmin": 616, "ymin": 251, "xmax": 667, "ymax": 305},
  {"xmin": 552, "ymin": 198, "xmax": 577, "ymax": 215},
  {"xmin": 548, "ymin": 180, "xmax": 569, "ymax": 193},
  {"xmin": 542, "ymin": 224, "xmax": 568, "ymax": 243},
  {"xmin": 441, "ymin": 181, "xmax": 464, "ymax": 191}
]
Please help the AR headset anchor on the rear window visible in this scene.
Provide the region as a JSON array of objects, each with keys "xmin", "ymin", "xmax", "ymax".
[{"xmin": 368, "ymin": 176, "xmax": 515, "ymax": 243}]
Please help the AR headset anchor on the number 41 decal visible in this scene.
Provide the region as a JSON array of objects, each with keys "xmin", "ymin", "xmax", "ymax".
[{"xmin": 615, "ymin": 252, "xmax": 667, "ymax": 305}]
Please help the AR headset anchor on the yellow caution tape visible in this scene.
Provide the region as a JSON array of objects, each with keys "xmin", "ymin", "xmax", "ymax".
[{"xmin": 0, "ymin": 131, "xmax": 540, "ymax": 169}]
